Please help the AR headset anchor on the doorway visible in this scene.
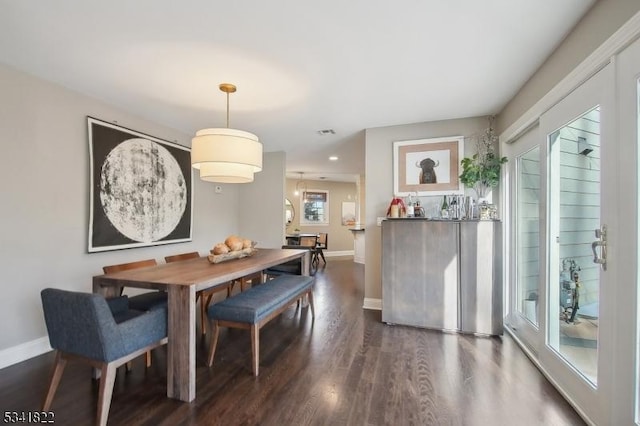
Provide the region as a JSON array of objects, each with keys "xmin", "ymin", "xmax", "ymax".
[{"xmin": 505, "ymin": 65, "xmax": 614, "ymax": 425}]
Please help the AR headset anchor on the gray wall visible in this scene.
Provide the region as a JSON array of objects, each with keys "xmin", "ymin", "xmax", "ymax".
[
  {"xmin": 240, "ymin": 151, "xmax": 287, "ymax": 249},
  {"xmin": 498, "ymin": 0, "xmax": 640, "ymax": 133},
  {"xmin": 364, "ymin": 116, "xmax": 489, "ymax": 302},
  {"xmin": 0, "ymin": 63, "xmax": 285, "ymax": 354}
]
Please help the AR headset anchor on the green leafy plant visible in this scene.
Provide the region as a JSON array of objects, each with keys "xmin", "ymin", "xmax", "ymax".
[{"xmin": 459, "ymin": 118, "xmax": 507, "ymax": 200}]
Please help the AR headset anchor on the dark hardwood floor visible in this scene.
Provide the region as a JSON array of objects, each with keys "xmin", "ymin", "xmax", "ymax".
[{"xmin": 0, "ymin": 258, "xmax": 584, "ymax": 425}]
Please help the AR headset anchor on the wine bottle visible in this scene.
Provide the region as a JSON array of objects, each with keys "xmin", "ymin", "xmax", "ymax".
[{"xmin": 441, "ymin": 196, "xmax": 449, "ymax": 219}]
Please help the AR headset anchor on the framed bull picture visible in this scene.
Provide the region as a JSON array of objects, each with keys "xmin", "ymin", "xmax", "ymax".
[{"xmin": 393, "ymin": 136, "xmax": 464, "ymax": 196}]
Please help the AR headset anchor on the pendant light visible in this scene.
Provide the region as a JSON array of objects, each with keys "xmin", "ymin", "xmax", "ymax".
[
  {"xmin": 294, "ymin": 172, "xmax": 307, "ymax": 196},
  {"xmin": 191, "ymin": 83, "xmax": 262, "ymax": 183}
]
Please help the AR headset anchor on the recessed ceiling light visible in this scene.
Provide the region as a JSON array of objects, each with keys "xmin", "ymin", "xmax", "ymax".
[
  {"xmin": 329, "ymin": 156, "xmax": 338, "ymax": 161},
  {"xmin": 317, "ymin": 129, "xmax": 336, "ymax": 135}
]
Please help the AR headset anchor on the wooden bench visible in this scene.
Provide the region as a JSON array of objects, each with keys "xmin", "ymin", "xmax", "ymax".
[{"xmin": 206, "ymin": 274, "xmax": 315, "ymax": 376}]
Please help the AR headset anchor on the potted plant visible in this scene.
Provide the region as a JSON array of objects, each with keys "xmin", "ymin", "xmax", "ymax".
[{"xmin": 459, "ymin": 118, "xmax": 507, "ymax": 203}]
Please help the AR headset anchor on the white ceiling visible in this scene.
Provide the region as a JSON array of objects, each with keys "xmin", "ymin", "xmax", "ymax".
[{"xmin": 0, "ymin": 0, "xmax": 595, "ymax": 183}]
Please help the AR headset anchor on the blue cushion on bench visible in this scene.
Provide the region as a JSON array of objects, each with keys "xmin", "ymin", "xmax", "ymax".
[{"xmin": 208, "ymin": 275, "xmax": 314, "ymax": 324}]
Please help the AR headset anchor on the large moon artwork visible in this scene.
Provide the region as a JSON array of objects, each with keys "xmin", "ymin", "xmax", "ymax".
[
  {"xmin": 100, "ymin": 138, "xmax": 187, "ymax": 242},
  {"xmin": 88, "ymin": 117, "xmax": 192, "ymax": 252}
]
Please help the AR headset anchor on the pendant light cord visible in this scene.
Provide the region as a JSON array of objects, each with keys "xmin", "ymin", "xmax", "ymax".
[{"xmin": 226, "ymin": 91, "xmax": 230, "ymax": 128}]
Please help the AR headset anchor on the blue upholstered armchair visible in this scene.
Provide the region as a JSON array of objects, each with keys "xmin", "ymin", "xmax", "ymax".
[{"xmin": 40, "ymin": 288, "xmax": 168, "ymax": 426}]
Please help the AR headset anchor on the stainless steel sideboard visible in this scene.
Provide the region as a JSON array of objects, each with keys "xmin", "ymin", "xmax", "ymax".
[{"xmin": 381, "ymin": 218, "xmax": 502, "ymax": 335}]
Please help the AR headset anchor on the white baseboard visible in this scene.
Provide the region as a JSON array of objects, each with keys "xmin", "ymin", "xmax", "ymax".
[
  {"xmin": 363, "ymin": 298, "xmax": 382, "ymax": 310},
  {"xmin": 0, "ymin": 336, "xmax": 51, "ymax": 370},
  {"xmin": 325, "ymin": 250, "xmax": 354, "ymax": 257}
]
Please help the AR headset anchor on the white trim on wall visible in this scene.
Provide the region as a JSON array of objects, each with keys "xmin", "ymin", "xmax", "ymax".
[
  {"xmin": 363, "ymin": 298, "xmax": 382, "ymax": 310},
  {"xmin": 0, "ymin": 337, "xmax": 51, "ymax": 370},
  {"xmin": 325, "ymin": 250, "xmax": 354, "ymax": 258}
]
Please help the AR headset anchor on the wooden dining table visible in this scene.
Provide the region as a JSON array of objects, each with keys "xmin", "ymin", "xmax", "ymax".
[{"xmin": 92, "ymin": 248, "xmax": 310, "ymax": 402}]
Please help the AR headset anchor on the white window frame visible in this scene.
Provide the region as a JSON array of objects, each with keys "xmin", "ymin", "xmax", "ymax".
[{"xmin": 300, "ymin": 189, "xmax": 329, "ymax": 226}]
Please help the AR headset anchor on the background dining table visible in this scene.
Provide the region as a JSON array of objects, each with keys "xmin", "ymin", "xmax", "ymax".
[
  {"xmin": 92, "ymin": 248, "xmax": 310, "ymax": 402},
  {"xmin": 285, "ymin": 233, "xmax": 318, "ymax": 245}
]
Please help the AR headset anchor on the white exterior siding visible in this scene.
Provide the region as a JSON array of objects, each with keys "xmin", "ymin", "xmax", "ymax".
[{"xmin": 556, "ymin": 107, "xmax": 600, "ymax": 307}]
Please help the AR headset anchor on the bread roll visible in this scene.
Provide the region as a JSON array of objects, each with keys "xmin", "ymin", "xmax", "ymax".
[
  {"xmin": 212, "ymin": 243, "xmax": 230, "ymax": 255},
  {"xmin": 225, "ymin": 235, "xmax": 244, "ymax": 251}
]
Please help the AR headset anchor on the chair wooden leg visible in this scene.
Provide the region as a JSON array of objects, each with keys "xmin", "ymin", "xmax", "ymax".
[
  {"xmin": 207, "ymin": 320, "xmax": 220, "ymax": 367},
  {"xmin": 205, "ymin": 293, "xmax": 214, "ymax": 309},
  {"xmin": 42, "ymin": 351, "xmax": 66, "ymax": 411},
  {"xmin": 307, "ymin": 290, "xmax": 315, "ymax": 318},
  {"xmin": 145, "ymin": 351, "xmax": 152, "ymax": 368},
  {"xmin": 250, "ymin": 324, "xmax": 260, "ymax": 376},
  {"xmin": 200, "ymin": 293, "xmax": 215, "ymax": 337},
  {"xmin": 309, "ymin": 253, "xmax": 318, "ymax": 274},
  {"xmin": 96, "ymin": 363, "xmax": 117, "ymax": 426}
]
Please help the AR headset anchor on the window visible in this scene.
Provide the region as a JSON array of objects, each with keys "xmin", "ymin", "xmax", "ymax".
[
  {"xmin": 300, "ymin": 190, "xmax": 329, "ymax": 225},
  {"xmin": 516, "ymin": 145, "xmax": 540, "ymax": 326}
]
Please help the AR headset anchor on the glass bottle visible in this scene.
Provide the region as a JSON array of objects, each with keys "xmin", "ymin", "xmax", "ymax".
[
  {"xmin": 449, "ymin": 195, "xmax": 458, "ymax": 219},
  {"xmin": 406, "ymin": 194, "xmax": 414, "ymax": 217},
  {"xmin": 415, "ymin": 199, "xmax": 424, "ymax": 217},
  {"xmin": 440, "ymin": 195, "xmax": 449, "ymax": 219}
]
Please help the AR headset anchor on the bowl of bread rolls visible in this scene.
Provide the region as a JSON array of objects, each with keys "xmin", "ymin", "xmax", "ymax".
[{"xmin": 208, "ymin": 235, "xmax": 257, "ymax": 264}]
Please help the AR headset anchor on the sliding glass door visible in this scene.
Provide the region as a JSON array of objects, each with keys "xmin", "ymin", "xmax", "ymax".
[
  {"xmin": 544, "ymin": 104, "xmax": 603, "ymax": 387},
  {"xmin": 505, "ymin": 35, "xmax": 640, "ymax": 426},
  {"xmin": 540, "ymin": 65, "xmax": 613, "ymax": 425},
  {"xmin": 506, "ymin": 65, "xmax": 615, "ymax": 425},
  {"xmin": 505, "ymin": 126, "xmax": 542, "ymax": 352}
]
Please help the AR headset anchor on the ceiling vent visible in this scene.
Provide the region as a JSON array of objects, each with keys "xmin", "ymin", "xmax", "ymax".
[{"xmin": 317, "ymin": 129, "xmax": 336, "ymax": 135}]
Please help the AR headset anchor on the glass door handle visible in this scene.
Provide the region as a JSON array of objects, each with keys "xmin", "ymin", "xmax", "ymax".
[{"xmin": 592, "ymin": 224, "xmax": 607, "ymax": 271}]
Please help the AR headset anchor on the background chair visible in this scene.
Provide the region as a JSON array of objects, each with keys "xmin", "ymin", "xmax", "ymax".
[
  {"xmin": 286, "ymin": 235, "xmax": 299, "ymax": 245},
  {"xmin": 164, "ymin": 251, "xmax": 233, "ymax": 337},
  {"xmin": 41, "ymin": 288, "xmax": 168, "ymax": 426},
  {"xmin": 299, "ymin": 235, "xmax": 319, "ymax": 269},
  {"xmin": 315, "ymin": 233, "xmax": 328, "ymax": 265},
  {"xmin": 164, "ymin": 252, "xmax": 200, "ymax": 264},
  {"xmin": 102, "ymin": 259, "xmax": 168, "ymax": 311}
]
